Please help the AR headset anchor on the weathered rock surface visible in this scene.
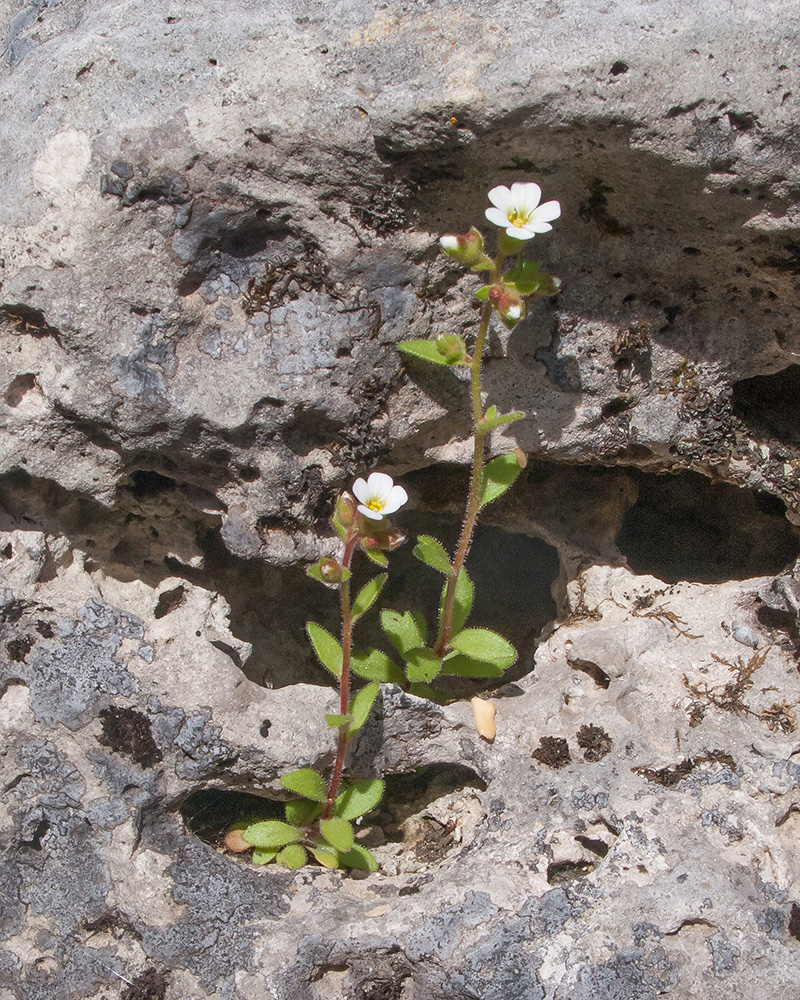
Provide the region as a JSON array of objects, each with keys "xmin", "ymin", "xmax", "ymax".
[{"xmin": 2, "ymin": 0, "xmax": 800, "ymax": 997}]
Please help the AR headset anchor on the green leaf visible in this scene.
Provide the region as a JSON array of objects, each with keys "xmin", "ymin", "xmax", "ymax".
[
  {"xmin": 319, "ymin": 817, "xmax": 355, "ymax": 852},
  {"xmin": 404, "ymin": 647, "xmax": 443, "ymax": 683},
  {"xmin": 449, "ymin": 628, "xmax": 517, "ymax": 669},
  {"xmin": 285, "ymin": 799, "xmax": 323, "ymax": 826},
  {"xmin": 277, "ymin": 843, "xmax": 307, "ymax": 869},
  {"xmin": 474, "ymin": 285, "xmax": 491, "ymax": 302},
  {"xmin": 409, "ymin": 682, "xmax": 450, "ymax": 703},
  {"xmin": 309, "ymin": 845, "xmax": 339, "ymax": 869},
  {"xmin": 440, "ymin": 653, "xmax": 506, "ymax": 678},
  {"xmin": 481, "ymin": 409, "xmax": 525, "ymax": 431},
  {"xmin": 251, "ymin": 847, "xmax": 279, "ymax": 866},
  {"xmin": 439, "ymin": 568, "xmax": 474, "ymax": 635},
  {"xmin": 325, "ymin": 713, "xmax": 352, "ymax": 729},
  {"xmin": 504, "ymin": 260, "xmax": 543, "ymax": 296},
  {"xmin": 243, "ymin": 820, "xmax": 304, "ymax": 849},
  {"xmin": 381, "ymin": 609, "xmax": 425, "ymax": 656},
  {"xmin": 479, "ymin": 453, "xmax": 522, "ymax": 508},
  {"xmin": 351, "ymin": 574, "xmax": 388, "ymax": 621},
  {"xmin": 413, "ymin": 535, "xmax": 453, "ymax": 575},
  {"xmin": 280, "ymin": 768, "xmax": 328, "ymax": 802},
  {"xmin": 334, "ymin": 778, "xmax": 385, "ymax": 821},
  {"xmin": 397, "ymin": 339, "xmax": 453, "ymax": 366},
  {"xmin": 363, "ymin": 546, "xmax": 388, "ymax": 567},
  {"xmin": 349, "ymin": 682, "xmax": 379, "ymax": 735},
  {"xmin": 350, "ymin": 648, "xmax": 405, "ymax": 684},
  {"xmin": 337, "ymin": 844, "xmax": 379, "ymax": 872},
  {"xmin": 306, "ymin": 622, "xmax": 343, "ymax": 678}
]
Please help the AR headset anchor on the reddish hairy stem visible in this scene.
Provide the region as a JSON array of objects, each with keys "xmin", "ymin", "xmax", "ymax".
[{"xmin": 322, "ymin": 531, "xmax": 357, "ymax": 818}]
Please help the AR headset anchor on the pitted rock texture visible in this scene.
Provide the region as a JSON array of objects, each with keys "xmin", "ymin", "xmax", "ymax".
[{"xmin": 3, "ymin": 0, "xmax": 800, "ymax": 997}]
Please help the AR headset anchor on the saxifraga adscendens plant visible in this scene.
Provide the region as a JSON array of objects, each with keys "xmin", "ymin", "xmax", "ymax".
[{"xmin": 239, "ymin": 182, "xmax": 561, "ymax": 871}]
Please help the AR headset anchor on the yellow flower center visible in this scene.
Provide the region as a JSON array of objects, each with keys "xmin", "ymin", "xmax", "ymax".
[
  {"xmin": 367, "ymin": 499, "xmax": 384, "ymax": 511},
  {"xmin": 508, "ymin": 209, "xmax": 527, "ymax": 228}
]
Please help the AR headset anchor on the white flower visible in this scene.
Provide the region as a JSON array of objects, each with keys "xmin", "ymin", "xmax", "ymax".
[
  {"xmin": 485, "ymin": 182, "xmax": 561, "ymax": 241},
  {"xmin": 352, "ymin": 472, "xmax": 408, "ymax": 521}
]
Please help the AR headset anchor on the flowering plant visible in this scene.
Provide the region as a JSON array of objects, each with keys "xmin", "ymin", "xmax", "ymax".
[{"xmin": 238, "ymin": 180, "xmax": 560, "ymax": 871}]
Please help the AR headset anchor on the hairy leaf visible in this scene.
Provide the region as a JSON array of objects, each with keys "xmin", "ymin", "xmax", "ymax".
[
  {"xmin": 251, "ymin": 848, "xmax": 279, "ymax": 866},
  {"xmin": 243, "ymin": 820, "xmax": 303, "ymax": 849},
  {"xmin": 351, "ymin": 574, "xmax": 388, "ymax": 621},
  {"xmin": 277, "ymin": 843, "xmax": 307, "ymax": 869},
  {"xmin": 397, "ymin": 339, "xmax": 453, "ymax": 366},
  {"xmin": 306, "ymin": 622, "xmax": 343, "ymax": 677},
  {"xmin": 348, "ymin": 682, "xmax": 380, "ymax": 735},
  {"xmin": 334, "ymin": 778, "xmax": 384, "ymax": 821},
  {"xmin": 280, "ymin": 768, "xmax": 328, "ymax": 802},
  {"xmin": 450, "ymin": 628, "xmax": 517, "ymax": 669},
  {"xmin": 350, "ymin": 648, "xmax": 405, "ymax": 685},
  {"xmin": 381, "ymin": 608, "xmax": 425, "ymax": 656},
  {"xmin": 479, "ymin": 453, "xmax": 522, "ymax": 508},
  {"xmin": 320, "ymin": 817, "xmax": 355, "ymax": 852},
  {"xmin": 285, "ymin": 799, "xmax": 323, "ymax": 827},
  {"xmin": 413, "ymin": 535, "xmax": 453, "ymax": 575},
  {"xmin": 440, "ymin": 653, "xmax": 506, "ymax": 678},
  {"xmin": 404, "ymin": 647, "xmax": 443, "ymax": 683},
  {"xmin": 309, "ymin": 845, "xmax": 339, "ymax": 869},
  {"xmin": 338, "ymin": 844, "xmax": 379, "ymax": 872}
]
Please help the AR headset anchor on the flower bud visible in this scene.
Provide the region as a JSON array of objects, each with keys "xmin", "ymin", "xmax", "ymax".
[
  {"xmin": 335, "ymin": 493, "xmax": 356, "ymax": 527},
  {"xmin": 439, "ymin": 228, "xmax": 492, "ymax": 270},
  {"xmin": 318, "ymin": 558, "xmax": 344, "ymax": 583},
  {"xmin": 436, "ymin": 333, "xmax": 467, "ymax": 364},
  {"xmin": 488, "ymin": 282, "xmax": 525, "ymax": 327}
]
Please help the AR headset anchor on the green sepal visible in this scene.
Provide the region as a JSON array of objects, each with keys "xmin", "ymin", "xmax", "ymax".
[
  {"xmin": 277, "ymin": 843, "xmax": 307, "ymax": 869},
  {"xmin": 503, "ymin": 260, "xmax": 544, "ymax": 296},
  {"xmin": 439, "ymin": 568, "xmax": 474, "ymax": 635},
  {"xmin": 408, "ymin": 682, "xmax": 450, "ymax": 703},
  {"xmin": 306, "ymin": 622, "xmax": 343, "ymax": 678},
  {"xmin": 334, "ymin": 778, "xmax": 385, "ymax": 821},
  {"xmin": 498, "ymin": 230, "xmax": 526, "ymax": 256},
  {"xmin": 404, "ymin": 647, "xmax": 443, "ymax": 683},
  {"xmin": 251, "ymin": 848, "xmax": 279, "ymax": 866},
  {"xmin": 337, "ymin": 844, "xmax": 379, "ymax": 872},
  {"xmin": 479, "ymin": 453, "xmax": 522, "ymax": 508},
  {"xmin": 363, "ymin": 546, "xmax": 388, "ymax": 567},
  {"xmin": 285, "ymin": 799, "xmax": 323, "ymax": 827},
  {"xmin": 381, "ymin": 608, "xmax": 426, "ymax": 656},
  {"xmin": 480, "ymin": 408, "xmax": 525, "ymax": 431},
  {"xmin": 348, "ymin": 682, "xmax": 380, "ymax": 735},
  {"xmin": 449, "ymin": 628, "xmax": 517, "ymax": 669},
  {"xmin": 350, "ymin": 648, "xmax": 405, "ymax": 684},
  {"xmin": 397, "ymin": 339, "xmax": 453, "ymax": 367},
  {"xmin": 306, "ymin": 560, "xmax": 350, "ymax": 585},
  {"xmin": 351, "ymin": 574, "xmax": 388, "ymax": 621},
  {"xmin": 309, "ymin": 845, "xmax": 339, "ymax": 869},
  {"xmin": 280, "ymin": 768, "xmax": 328, "ymax": 802},
  {"xmin": 243, "ymin": 820, "xmax": 304, "ymax": 849},
  {"xmin": 325, "ymin": 713, "xmax": 352, "ymax": 729},
  {"xmin": 440, "ymin": 653, "xmax": 506, "ymax": 678},
  {"xmin": 319, "ymin": 816, "xmax": 355, "ymax": 852},
  {"xmin": 413, "ymin": 535, "xmax": 453, "ymax": 575},
  {"xmin": 474, "ymin": 285, "xmax": 491, "ymax": 302}
]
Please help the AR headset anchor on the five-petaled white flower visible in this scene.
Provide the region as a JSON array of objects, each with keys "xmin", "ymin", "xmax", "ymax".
[
  {"xmin": 352, "ymin": 472, "xmax": 408, "ymax": 521},
  {"xmin": 485, "ymin": 182, "xmax": 561, "ymax": 241}
]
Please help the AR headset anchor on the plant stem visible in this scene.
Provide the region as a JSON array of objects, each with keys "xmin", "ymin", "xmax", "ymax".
[
  {"xmin": 435, "ymin": 255, "xmax": 504, "ymax": 657},
  {"xmin": 323, "ymin": 531, "xmax": 357, "ymax": 818}
]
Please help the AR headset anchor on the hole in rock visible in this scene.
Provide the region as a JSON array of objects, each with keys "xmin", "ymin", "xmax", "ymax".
[
  {"xmin": 4, "ymin": 373, "xmax": 37, "ymax": 407},
  {"xmin": 154, "ymin": 584, "xmax": 186, "ymax": 619},
  {"xmin": 732, "ymin": 365, "xmax": 800, "ymax": 448},
  {"xmin": 617, "ymin": 470, "xmax": 799, "ymax": 583},
  {"xmin": 180, "ymin": 763, "xmax": 486, "ymax": 869},
  {"xmin": 546, "ymin": 859, "xmax": 595, "ymax": 885}
]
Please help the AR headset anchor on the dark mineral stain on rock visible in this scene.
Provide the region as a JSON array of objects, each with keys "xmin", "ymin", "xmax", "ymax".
[
  {"xmin": 788, "ymin": 902, "xmax": 800, "ymax": 942},
  {"xmin": 98, "ymin": 706, "xmax": 163, "ymax": 768},
  {"xmin": 577, "ymin": 724, "xmax": 613, "ymax": 761},
  {"xmin": 532, "ymin": 736, "xmax": 571, "ymax": 769},
  {"xmin": 6, "ymin": 634, "xmax": 34, "ymax": 662},
  {"xmin": 120, "ymin": 967, "xmax": 169, "ymax": 1000}
]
